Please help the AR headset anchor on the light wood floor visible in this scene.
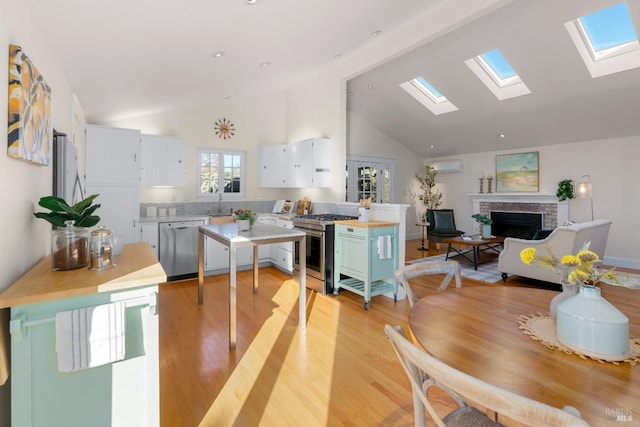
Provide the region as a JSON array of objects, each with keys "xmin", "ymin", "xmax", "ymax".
[{"xmin": 157, "ymin": 240, "xmax": 548, "ymax": 426}]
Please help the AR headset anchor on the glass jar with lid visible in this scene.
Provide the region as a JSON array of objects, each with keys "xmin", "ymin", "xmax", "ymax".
[
  {"xmin": 51, "ymin": 220, "xmax": 90, "ymax": 271},
  {"xmin": 90, "ymin": 226, "xmax": 115, "ymax": 270}
]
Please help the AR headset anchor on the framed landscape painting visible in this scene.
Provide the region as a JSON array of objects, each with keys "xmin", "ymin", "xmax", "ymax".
[
  {"xmin": 7, "ymin": 44, "xmax": 52, "ymax": 166},
  {"xmin": 495, "ymin": 151, "xmax": 539, "ymax": 192}
]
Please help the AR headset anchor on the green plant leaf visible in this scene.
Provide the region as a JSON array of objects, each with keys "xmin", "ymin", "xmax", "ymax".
[
  {"xmin": 33, "ymin": 194, "xmax": 101, "ymax": 228},
  {"xmin": 73, "ymin": 194, "xmax": 99, "ymax": 214},
  {"xmin": 37, "ymin": 196, "xmax": 70, "ymax": 211}
]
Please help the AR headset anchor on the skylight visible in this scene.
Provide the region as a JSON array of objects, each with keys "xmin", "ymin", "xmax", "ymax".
[
  {"xmin": 464, "ymin": 49, "xmax": 530, "ymax": 100},
  {"xmin": 399, "ymin": 76, "xmax": 458, "ymax": 115},
  {"xmin": 579, "ymin": 2, "xmax": 638, "ymax": 57},
  {"xmin": 479, "ymin": 49, "xmax": 517, "ymax": 81},
  {"xmin": 566, "ymin": 1, "xmax": 640, "ymax": 77},
  {"xmin": 414, "ymin": 77, "xmax": 445, "ymax": 103}
]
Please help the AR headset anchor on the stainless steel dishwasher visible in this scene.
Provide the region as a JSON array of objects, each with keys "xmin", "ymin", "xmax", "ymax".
[{"xmin": 159, "ymin": 219, "xmax": 205, "ymax": 280}]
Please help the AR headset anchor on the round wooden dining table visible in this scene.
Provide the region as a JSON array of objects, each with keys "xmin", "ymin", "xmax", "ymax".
[{"xmin": 408, "ymin": 285, "xmax": 639, "ymax": 426}]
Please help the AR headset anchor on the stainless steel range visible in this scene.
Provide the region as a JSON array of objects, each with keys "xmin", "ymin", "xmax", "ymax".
[{"xmin": 292, "ymin": 214, "xmax": 357, "ymax": 295}]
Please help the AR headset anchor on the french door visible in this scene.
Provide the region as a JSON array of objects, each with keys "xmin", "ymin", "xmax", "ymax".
[{"xmin": 345, "ymin": 156, "xmax": 393, "ymax": 203}]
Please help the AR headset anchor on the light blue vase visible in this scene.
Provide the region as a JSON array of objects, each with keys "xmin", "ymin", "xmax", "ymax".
[
  {"xmin": 556, "ymin": 285, "xmax": 629, "ymax": 358},
  {"xmin": 549, "ymin": 282, "xmax": 579, "ymax": 319},
  {"xmin": 482, "ymin": 224, "xmax": 491, "ymax": 239}
]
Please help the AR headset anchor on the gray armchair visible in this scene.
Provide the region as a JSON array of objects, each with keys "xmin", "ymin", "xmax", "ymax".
[{"xmin": 426, "ymin": 209, "xmax": 464, "ymax": 243}]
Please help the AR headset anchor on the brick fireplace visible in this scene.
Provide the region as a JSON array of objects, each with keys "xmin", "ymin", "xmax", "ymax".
[{"xmin": 470, "ymin": 194, "xmax": 568, "ymax": 230}]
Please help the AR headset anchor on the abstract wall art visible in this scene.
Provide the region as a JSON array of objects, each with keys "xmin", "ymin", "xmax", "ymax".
[{"xmin": 7, "ymin": 44, "xmax": 52, "ymax": 165}]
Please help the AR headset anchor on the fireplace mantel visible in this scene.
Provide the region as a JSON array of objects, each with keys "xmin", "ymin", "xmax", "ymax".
[{"xmin": 468, "ymin": 193, "xmax": 568, "ymax": 228}]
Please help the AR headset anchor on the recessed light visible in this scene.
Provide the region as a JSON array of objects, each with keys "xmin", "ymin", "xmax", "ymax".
[
  {"xmin": 370, "ymin": 30, "xmax": 382, "ymax": 37},
  {"xmin": 429, "ymin": 144, "xmax": 435, "ymax": 149},
  {"xmin": 367, "ymin": 84, "xmax": 374, "ymax": 89},
  {"xmin": 260, "ymin": 61, "xmax": 271, "ymax": 68},
  {"xmin": 212, "ymin": 51, "xmax": 225, "ymax": 58},
  {"xmin": 246, "ymin": 0, "xmax": 258, "ymax": 5},
  {"xmin": 499, "ymin": 133, "xmax": 505, "ymax": 138},
  {"xmin": 347, "ymin": 91, "xmax": 353, "ymax": 96}
]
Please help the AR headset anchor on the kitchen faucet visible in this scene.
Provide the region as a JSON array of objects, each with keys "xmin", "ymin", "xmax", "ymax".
[{"xmin": 217, "ymin": 191, "xmax": 222, "ymax": 214}]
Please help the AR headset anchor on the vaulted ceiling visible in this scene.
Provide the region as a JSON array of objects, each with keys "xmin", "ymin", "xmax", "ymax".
[
  {"xmin": 30, "ymin": 0, "xmax": 640, "ymax": 159},
  {"xmin": 348, "ymin": 0, "xmax": 640, "ymax": 157},
  {"xmin": 30, "ymin": 0, "xmax": 437, "ymax": 122}
]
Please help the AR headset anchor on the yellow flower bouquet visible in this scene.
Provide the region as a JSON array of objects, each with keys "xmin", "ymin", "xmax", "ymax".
[{"xmin": 520, "ymin": 241, "xmax": 618, "ymax": 286}]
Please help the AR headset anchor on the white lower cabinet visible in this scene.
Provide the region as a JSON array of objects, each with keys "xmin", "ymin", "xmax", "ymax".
[
  {"xmin": 141, "ymin": 223, "xmax": 159, "ymax": 258},
  {"xmin": 204, "ymin": 218, "xmax": 293, "ymax": 274},
  {"xmin": 257, "ymin": 217, "xmax": 293, "ymax": 272},
  {"xmin": 86, "ymin": 184, "xmax": 140, "ymax": 244},
  {"xmin": 272, "ymin": 243, "xmax": 293, "ymax": 272},
  {"xmin": 204, "ymin": 238, "xmax": 264, "ymax": 272}
]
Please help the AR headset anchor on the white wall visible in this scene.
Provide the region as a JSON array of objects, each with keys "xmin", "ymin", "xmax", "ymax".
[
  {"xmin": 1, "ymin": 0, "xmax": 79, "ymax": 423},
  {"xmin": 427, "ymin": 137, "xmax": 639, "ymax": 267},
  {"xmin": 104, "ymin": 94, "xmax": 289, "ymax": 203},
  {"xmin": 347, "ymin": 111, "xmax": 424, "ymax": 206}
]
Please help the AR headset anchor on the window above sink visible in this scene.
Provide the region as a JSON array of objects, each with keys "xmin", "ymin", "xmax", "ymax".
[{"xmin": 197, "ymin": 148, "xmax": 246, "ymax": 200}]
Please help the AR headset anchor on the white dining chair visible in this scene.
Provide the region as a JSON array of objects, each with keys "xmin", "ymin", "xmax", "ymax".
[{"xmin": 384, "ymin": 324, "xmax": 590, "ymax": 427}]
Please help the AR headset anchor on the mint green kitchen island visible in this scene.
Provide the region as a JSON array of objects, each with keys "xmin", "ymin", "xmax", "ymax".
[
  {"xmin": 0, "ymin": 243, "xmax": 166, "ymax": 427},
  {"xmin": 333, "ymin": 220, "xmax": 399, "ymax": 310}
]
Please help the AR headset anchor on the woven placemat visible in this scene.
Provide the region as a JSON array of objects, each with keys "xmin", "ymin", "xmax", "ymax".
[{"xmin": 517, "ymin": 313, "xmax": 640, "ymax": 365}]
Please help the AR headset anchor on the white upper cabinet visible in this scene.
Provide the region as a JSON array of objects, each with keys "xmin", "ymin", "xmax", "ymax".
[
  {"xmin": 287, "ymin": 139, "xmax": 313, "ymax": 188},
  {"xmin": 140, "ymin": 134, "xmax": 184, "ymax": 187},
  {"xmin": 257, "ymin": 144, "xmax": 287, "ymax": 187},
  {"xmin": 257, "ymin": 138, "xmax": 331, "ymax": 188},
  {"xmin": 310, "ymin": 137, "xmax": 331, "ymax": 187},
  {"xmin": 85, "ymin": 125, "xmax": 141, "ymax": 185}
]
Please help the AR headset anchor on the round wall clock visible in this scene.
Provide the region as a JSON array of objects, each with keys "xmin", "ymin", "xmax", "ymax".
[{"xmin": 214, "ymin": 118, "xmax": 235, "ymax": 140}]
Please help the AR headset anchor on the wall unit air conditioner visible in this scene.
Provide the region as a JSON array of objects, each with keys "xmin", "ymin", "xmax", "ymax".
[{"xmin": 428, "ymin": 159, "xmax": 463, "ymax": 173}]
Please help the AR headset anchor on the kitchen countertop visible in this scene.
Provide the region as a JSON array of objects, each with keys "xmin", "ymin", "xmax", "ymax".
[
  {"xmin": 0, "ymin": 242, "xmax": 167, "ymax": 309},
  {"xmin": 140, "ymin": 213, "xmax": 292, "ymax": 224},
  {"xmin": 333, "ymin": 219, "xmax": 399, "ymax": 228},
  {"xmin": 140, "ymin": 215, "xmax": 209, "ymax": 223}
]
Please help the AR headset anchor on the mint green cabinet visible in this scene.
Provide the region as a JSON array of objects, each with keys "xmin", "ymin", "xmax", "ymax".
[
  {"xmin": 333, "ymin": 222, "xmax": 398, "ymax": 309},
  {"xmin": 10, "ymin": 285, "xmax": 159, "ymax": 427}
]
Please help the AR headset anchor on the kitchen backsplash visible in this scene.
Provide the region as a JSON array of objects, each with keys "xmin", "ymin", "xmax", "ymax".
[{"xmin": 139, "ymin": 200, "xmax": 345, "ymax": 219}]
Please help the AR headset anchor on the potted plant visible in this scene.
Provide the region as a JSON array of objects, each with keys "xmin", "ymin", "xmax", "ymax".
[
  {"xmin": 472, "ymin": 213, "xmax": 493, "ymax": 239},
  {"xmin": 233, "ymin": 208, "xmax": 256, "ymax": 231},
  {"xmin": 411, "ymin": 165, "xmax": 443, "ymax": 222},
  {"xmin": 34, "ymin": 194, "xmax": 101, "ymax": 270},
  {"xmin": 556, "ymin": 179, "xmax": 575, "ymax": 201}
]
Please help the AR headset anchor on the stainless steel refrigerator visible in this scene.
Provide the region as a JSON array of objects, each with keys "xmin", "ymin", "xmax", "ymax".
[{"xmin": 53, "ymin": 131, "xmax": 82, "ymax": 203}]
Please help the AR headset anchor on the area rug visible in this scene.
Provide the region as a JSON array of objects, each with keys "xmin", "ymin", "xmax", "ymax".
[{"xmin": 408, "ymin": 253, "xmax": 503, "ymax": 284}]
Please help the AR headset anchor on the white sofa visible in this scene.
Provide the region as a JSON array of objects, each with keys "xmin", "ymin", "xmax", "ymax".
[{"xmin": 498, "ymin": 219, "xmax": 612, "ymax": 284}]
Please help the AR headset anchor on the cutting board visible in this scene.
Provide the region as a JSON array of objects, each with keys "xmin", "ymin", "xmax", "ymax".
[{"xmin": 296, "ymin": 200, "xmax": 312, "ymax": 215}]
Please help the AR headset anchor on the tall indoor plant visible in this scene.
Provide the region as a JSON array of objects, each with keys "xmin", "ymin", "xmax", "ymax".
[
  {"xmin": 412, "ymin": 165, "xmax": 443, "ymax": 222},
  {"xmin": 34, "ymin": 194, "xmax": 101, "ymax": 270}
]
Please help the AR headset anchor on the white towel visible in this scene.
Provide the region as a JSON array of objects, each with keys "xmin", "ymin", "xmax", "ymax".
[
  {"xmin": 55, "ymin": 301, "xmax": 126, "ymax": 372},
  {"xmin": 377, "ymin": 235, "xmax": 393, "ymax": 260}
]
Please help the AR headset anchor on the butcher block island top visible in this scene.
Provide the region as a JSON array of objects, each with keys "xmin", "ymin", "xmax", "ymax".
[
  {"xmin": 333, "ymin": 219, "xmax": 399, "ymax": 228},
  {"xmin": 0, "ymin": 242, "xmax": 167, "ymax": 309}
]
